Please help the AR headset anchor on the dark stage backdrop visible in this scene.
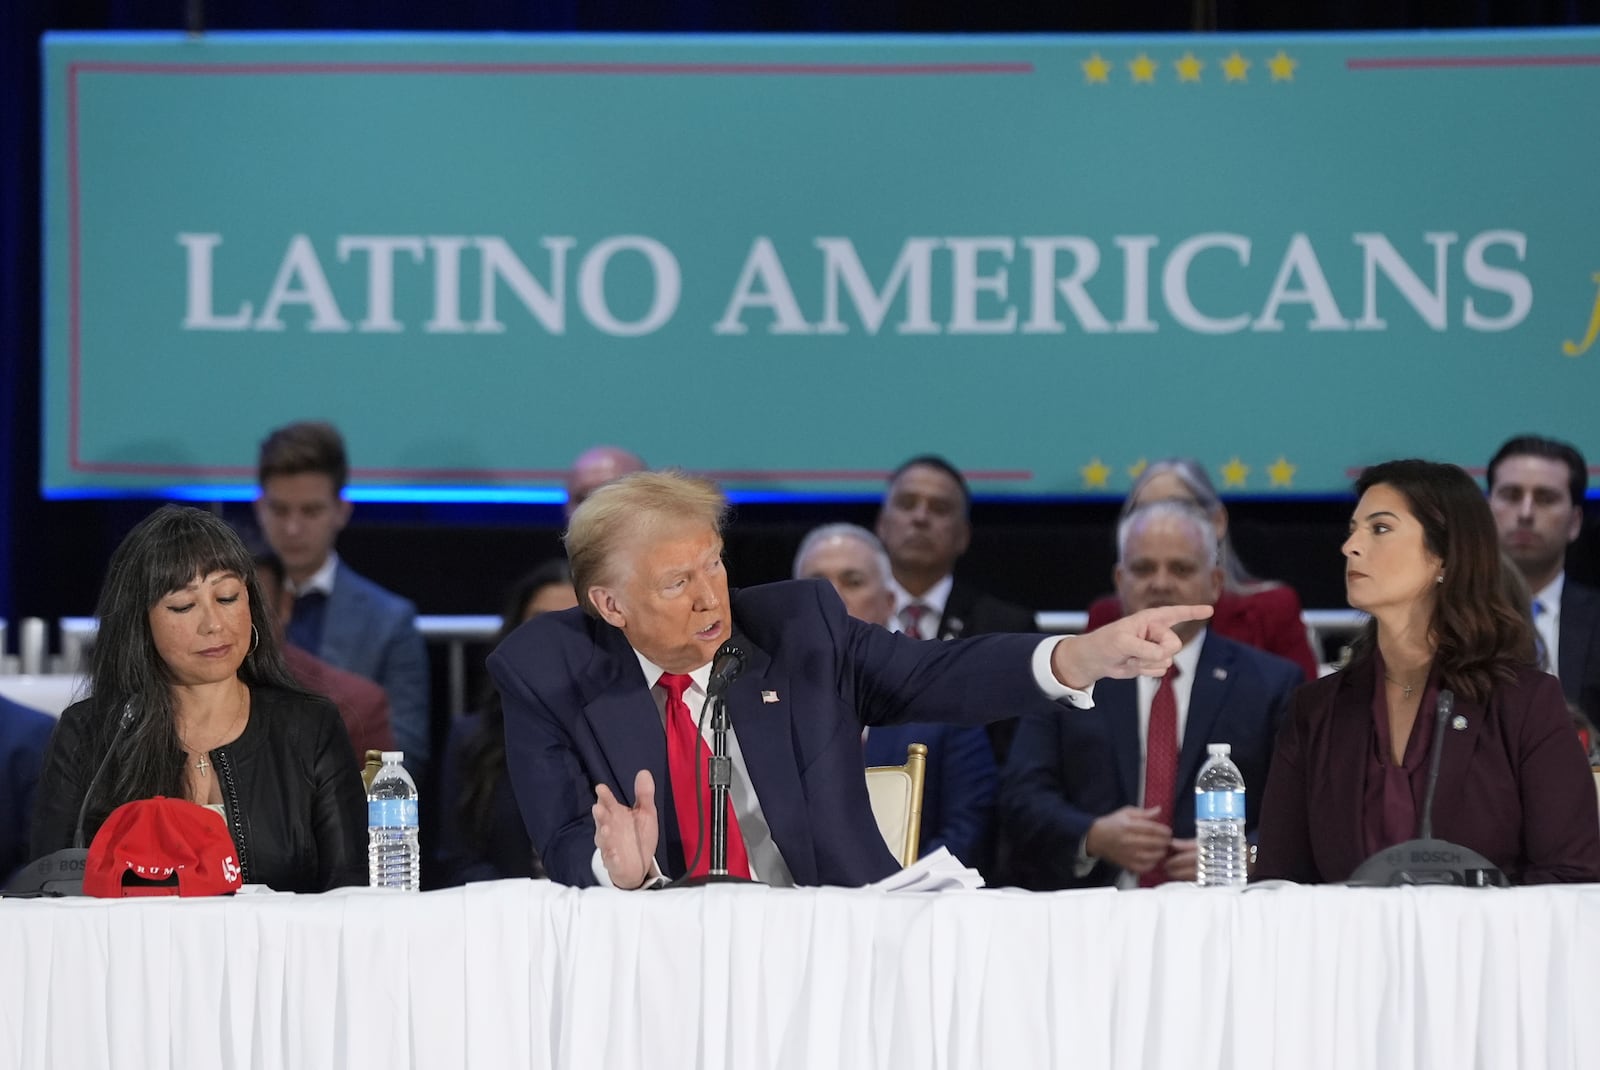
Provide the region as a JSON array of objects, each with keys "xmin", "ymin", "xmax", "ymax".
[{"xmin": 5, "ymin": 0, "xmax": 1599, "ymax": 646}]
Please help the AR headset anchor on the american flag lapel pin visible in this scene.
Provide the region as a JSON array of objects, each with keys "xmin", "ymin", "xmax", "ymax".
[{"xmin": 762, "ymin": 690, "xmax": 780, "ymax": 704}]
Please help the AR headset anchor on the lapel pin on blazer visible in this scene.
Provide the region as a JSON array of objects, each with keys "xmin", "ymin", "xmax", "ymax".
[
  {"xmin": 941, "ymin": 618, "xmax": 965, "ymax": 641},
  {"xmin": 1451, "ymin": 715, "xmax": 1468, "ymax": 731},
  {"xmin": 1212, "ymin": 667, "xmax": 1228, "ymax": 681},
  {"xmin": 761, "ymin": 691, "xmax": 780, "ymax": 704}
]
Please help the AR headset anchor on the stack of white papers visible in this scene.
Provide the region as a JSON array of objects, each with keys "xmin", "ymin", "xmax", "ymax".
[{"xmin": 872, "ymin": 847, "xmax": 985, "ymax": 893}]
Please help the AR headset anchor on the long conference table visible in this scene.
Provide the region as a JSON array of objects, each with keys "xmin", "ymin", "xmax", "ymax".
[{"xmin": 3, "ymin": 879, "xmax": 1597, "ymax": 1070}]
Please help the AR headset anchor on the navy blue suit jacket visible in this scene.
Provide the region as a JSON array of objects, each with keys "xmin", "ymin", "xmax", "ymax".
[
  {"xmin": 0, "ymin": 696, "xmax": 56, "ymax": 883},
  {"xmin": 999, "ymin": 632, "xmax": 1299, "ymax": 890},
  {"xmin": 1559, "ymin": 580, "xmax": 1600, "ymax": 725},
  {"xmin": 863, "ymin": 721, "xmax": 996, "ymax": 867},
  {"xmin": 487, "ymin": 579, "xmax": 1053, "ymax": 888}
]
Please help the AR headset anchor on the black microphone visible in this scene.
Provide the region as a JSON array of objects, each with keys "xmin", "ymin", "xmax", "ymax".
[
  {"xmin": 5, "ymin": 698, "xmax": 138, "ymax": 897},
  {"xmin": 705, "ymin": 642, "xmax": 747, "ymax": 699},
  {"xmin": 1347, "ymin": 688, "xmax": 1507, "ymax": 888},
  {"xmin": 74, "ymin": 699, "xmax": 140, "ymax": 848}
]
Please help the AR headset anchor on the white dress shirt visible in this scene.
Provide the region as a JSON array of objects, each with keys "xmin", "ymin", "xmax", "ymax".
[
  {"xmin": 592, "ymin": 633, "xmax": 1094, "ymax": 888},
  {"xmin": 888, "ymin": 574, "xmax": 954, "ymax": 639},
  {"xmin": 285, "ymin": 551, "xmax": 339, "ymax": 598},
  {"xmin": 1533, "ymin": 573, "xmax": 1564, "ymax": 678}
]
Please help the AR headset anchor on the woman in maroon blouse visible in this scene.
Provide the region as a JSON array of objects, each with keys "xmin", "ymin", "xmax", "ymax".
[
  {"xmin": 1084, "ymin": 458, "xmax": 1320, "ymax": 681},
  {"xmin": 1255, "ymin": 459, "xmax": 1600, "ymax": 885}
]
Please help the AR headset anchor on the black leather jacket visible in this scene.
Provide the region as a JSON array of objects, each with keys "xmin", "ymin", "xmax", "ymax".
[{"xmin": 32, "ymin": 686, "xmax": 367, "ymax": 892}]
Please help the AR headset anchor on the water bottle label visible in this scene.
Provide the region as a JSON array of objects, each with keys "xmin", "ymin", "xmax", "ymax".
[
  {"xmin": 1195, "ymin": 790, "xmax": 1244, "ymax": 821},
  {"xmin": 368, "ymin": 799, "xmax": 418, "ymax": 828}
]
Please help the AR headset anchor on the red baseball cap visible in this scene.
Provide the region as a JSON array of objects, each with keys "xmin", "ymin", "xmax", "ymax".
[{"xmin": 84, "ymin": 796, "xmax": 243, "ymax": 898}]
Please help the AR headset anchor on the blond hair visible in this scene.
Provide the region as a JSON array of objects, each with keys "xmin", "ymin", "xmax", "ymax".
[{"xmin": 564, "ymin": 469, "xmax": 729, "ymax": 617}]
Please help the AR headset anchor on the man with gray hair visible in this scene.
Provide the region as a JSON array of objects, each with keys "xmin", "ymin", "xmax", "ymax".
[
  {"xmin": 490, "ymin": 470, "xmax": 1212, "ymax": 890},
  {"xmin": 793, "ymin": 523, "xmax": 998, "ymax": 870},
  {"xmin": 999, "ymin": 500, "xmax": 1300, "ymax": 890}
]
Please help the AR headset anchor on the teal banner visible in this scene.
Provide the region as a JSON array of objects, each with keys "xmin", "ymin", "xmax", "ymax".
[{"xmin": 41, "ymin": 31, "xmax": 1600, "ymax": 498}]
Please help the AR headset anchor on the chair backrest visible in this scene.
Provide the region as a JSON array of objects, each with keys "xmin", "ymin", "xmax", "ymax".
[
  {"xmin": 362, "ymin": 750, "xmax": 384, "ymax": 792},
  {"xmin": 865, "ymin": 742, "xmax": 928, "ymax": 868}
]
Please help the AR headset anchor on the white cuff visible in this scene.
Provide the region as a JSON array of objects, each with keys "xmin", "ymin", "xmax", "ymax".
[
  {"xmin": 1032, "ymin": 637, "xmax": 1095, "ymax": 708},
  {"xmin": 591, "ymin": 848, "xmax": 663, "ymax": 890}
]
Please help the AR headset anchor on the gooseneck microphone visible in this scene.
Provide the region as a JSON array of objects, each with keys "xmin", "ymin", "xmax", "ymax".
[
  {"xmin": 5, "ymin": 698, "xmax": 139, "ymax": 896},
  {"xmin": 74, "ymin": 699, "xmax": 140, "ymax": 848},
  {"xmin": 663, "ymin": 642, "xmax": 758, "ymax": 888},
  {"xmin": 1347, "ymin": 689, "xmax": 1508, "ymax": 888},
  {"xmin": 706, "ymin": 642, "xmax": 747, "ymax": 699}
]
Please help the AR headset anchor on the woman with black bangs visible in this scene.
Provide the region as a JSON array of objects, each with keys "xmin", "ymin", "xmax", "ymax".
[{"xmin": 31, "ymin": 505, "xmax": 367, "ymax": 892}]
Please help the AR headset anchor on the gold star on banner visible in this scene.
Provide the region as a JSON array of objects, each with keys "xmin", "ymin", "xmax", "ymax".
[
  {"xmin": 1082, "ymin": 53, "xmax": 1112, "ymax": 84},
  {"xmin": 1220, "ymin": 456, "xmax": 1250, "ymax": 488},
  {"xmin": 1222, "ymin": 51, "xmax": 1251, "ymax": 82},
  {"xmin": 1081, "ymin": 458, "xmax": 1112, "ymax": 489},
  {"xmin": 1174, "ymin": 52, "xmax": 1204, "ymax": 83},
  {"xmin": 1267, "ymin": 456, "xmax": 1297, "ymax": 487},
  {"xmin": 1267, "ymin": 50, "xmax": 1297, "ymax": 82},
  {"xmin": 1129, "ymin": 53, "xmax": 1158, "ymax": 83},
  {"xmin": 1128, "ymin": 458, "xmax": 1149, "ymax": 481}
]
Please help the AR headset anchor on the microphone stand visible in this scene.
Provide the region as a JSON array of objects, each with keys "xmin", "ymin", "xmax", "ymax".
[{"xmin": 670, "ymin": 685, "xmax": 757, "ymax": 888}]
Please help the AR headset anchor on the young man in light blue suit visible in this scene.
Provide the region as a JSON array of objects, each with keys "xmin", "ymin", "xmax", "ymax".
[{"xmin": 254, "ymin": 421, "xmax": 431, "ymax": 778}]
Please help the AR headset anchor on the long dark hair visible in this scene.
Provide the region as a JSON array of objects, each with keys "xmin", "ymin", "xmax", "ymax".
[
  {"xmin": 83, "ymin": 505, "xmax": 304, "ymax": 833},
  {"xmin": 457, "ymin": 560, "xmax": 574, "ymax": 852},
  {"xmin": 1351, "ymin": 459, "xmax": 1535, "ymax": 703}
]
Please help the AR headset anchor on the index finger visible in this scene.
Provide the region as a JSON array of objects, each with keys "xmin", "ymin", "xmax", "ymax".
[{"xmin": 1136, "ymin": 604, "xmax": 1214, "ymax": 634}]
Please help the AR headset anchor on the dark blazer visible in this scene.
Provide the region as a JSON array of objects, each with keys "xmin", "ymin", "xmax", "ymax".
[
  {"xmin": 1, "ymin": 696, "xmax": 56, "ymax": 883},
  {"xmin": 942, "ymin": 577, "xmax": 1037, "ymax": 767},
  {"xmin": 1000, "ymin": 632, "xmax": 1300, "ymax": 890},
  {"xmin": 487, "ymin": 578, "xmax": 1053, "ymax": 888},
  {"xmin": 434, "ymin": 711, "xmax": 541, "ymax": 887},
  {"xmin": 939, "ymin": 578, "xmax": 1036, "ymax": 640},
  {"xmin": 321, "ymin": 564, "xmax": 431, "ymax": 772},
  {"xmin": 1254, "ymin": 658, "xmax": 1600, "ymax": 885},
  {"xmin": 1088, "ymin": 586, "xmax": 1318, "ymax": 682},
  {"xmin": 863, "ymin": 721, "xmax": 996, "ymax": 867},
  {"xmin": 1559, "ymin": 579, "xmax": 1600, "ymax": 724}
]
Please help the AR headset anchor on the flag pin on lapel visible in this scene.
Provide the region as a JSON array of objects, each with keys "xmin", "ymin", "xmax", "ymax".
[
  {"xmin": 761, "ymin": 690, "xmax": 780, "ymax": 704},
  {"xmin": 1212, "ymin": 668, "xmax": 1228, "ymax": 681}
]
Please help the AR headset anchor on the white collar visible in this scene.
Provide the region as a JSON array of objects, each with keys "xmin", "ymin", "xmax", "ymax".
[
  {"xmin": 633, "ymin": 649, "xmax": 713, "ymax": 695},
  {"xmin": 1533, "ymin": 572, "xmax": 1566, "ymax": 613},
  {"xmin": 1173, "ymin": 627, "xmax": 1208, "ymax": 678},
  {"xmin": 888, "ymin": 573, "xmax": 954, "ymax": 619},
  {"xmin": 288, "ymin": 552, "xmax": 340, "ymax": 598}
]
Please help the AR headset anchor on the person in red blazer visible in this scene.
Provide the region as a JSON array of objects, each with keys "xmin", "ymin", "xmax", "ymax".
[
  {"xmin": 1255, "ymin": 459, "xmax": 1600, "ymax": 885},
  {"xmin": 1085, "ymin": 458, "xmax": 1320, "ymax": 682}
]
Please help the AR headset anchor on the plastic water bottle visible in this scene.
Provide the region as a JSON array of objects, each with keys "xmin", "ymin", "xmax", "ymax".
[
  {"xmin": 1195, "ymin": 743, "xmax": 1248, "ymax": 887},
  {"xmin": 367, "ymin": 751, "xmax": 420, "ymax": 890}
]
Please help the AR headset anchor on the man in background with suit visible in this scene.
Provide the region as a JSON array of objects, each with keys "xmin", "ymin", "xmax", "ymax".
[
  {"xmin": 876, "ymin": 455, "xmax": 1035, "ymax": 764},
  {"xmin": 254, "ymin": 421, "xmax": 431, "ymax": 777},
  {"xmin": 999, "ymin": 501, "xmax": 1299, "ymax": 889},
  {"xmin": 489, "ymin": 469, "xmax": 1210, "ymax": 890},
  {"xmin": 1487, "ymin": 435, "xmax": 1600, "ymax": 724},
  {"xmin": 793, "ymin": 522, "xmax": 998, "ymax": 870}
]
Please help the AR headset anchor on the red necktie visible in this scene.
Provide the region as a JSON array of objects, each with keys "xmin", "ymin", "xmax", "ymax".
[
  {"xmin": 658, "ymin": 673, "xmax": 751, "ymax": 879},
  {"xmin": 1140, "ymin": 664, "xmax": 1181, "ymax": 888},
  {"xmin": 900, "ymin": 602, "xmax": 931, "ymax": 639}
]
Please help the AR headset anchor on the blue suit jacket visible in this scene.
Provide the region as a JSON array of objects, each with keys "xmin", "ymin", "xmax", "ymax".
[
  {"xmin": 863, "ymin": 722, "xmax": 996, "ymax": 868},
  {"xmin": 999, "ymin": 632, "xmax": 1299, "ymax": 890},
  {"xmin": 1559, "ymin": 580, "xmax": 1600, "ymax": 725},
  {"xmin": 321, "ymin": 563, "xmax": 431, "ymax": 770},
  {"xmin": 1, "ymin": 695, "xmax": 58, "ymax": 883},
  {"xmin": 487, "ymin": 578, "xmax": 1053, "ymax": 888}
]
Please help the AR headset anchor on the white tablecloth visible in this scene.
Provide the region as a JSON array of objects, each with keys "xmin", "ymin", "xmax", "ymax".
[{"xmin": 3, "ymin": 880, "xmax": 1598, "ymax": 1070}]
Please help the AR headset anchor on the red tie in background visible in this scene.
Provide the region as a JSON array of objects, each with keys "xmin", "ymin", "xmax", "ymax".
[
  {"xmin": 900, "ymin": 602, "xmax": 930, "ymax": 639},
  {"xmin": 1140, "ymin": 663, "xmax": 1181, "ymax": 888},
  {"xmin": 657, "ymin": 672, "xmax": 751, "ymax": 879}
]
